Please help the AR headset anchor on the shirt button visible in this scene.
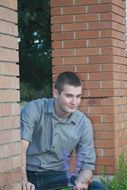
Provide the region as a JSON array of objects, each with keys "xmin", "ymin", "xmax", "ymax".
[
  {"xmin": 52, "ymin": 145, "xmax": 55, "ymax": 148},
  {"xmin": 55, "ymin": 133, "xmax": 58, "ymax": 136}
]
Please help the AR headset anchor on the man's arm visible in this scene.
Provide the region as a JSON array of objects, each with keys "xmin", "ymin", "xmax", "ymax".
[
  {"xmin": 21, "ymin": 139, "xmax": 35, "ymax": 190},
  {"xmin": 74, "ymin": 116, "xmax": 95, "ymax": 190}
]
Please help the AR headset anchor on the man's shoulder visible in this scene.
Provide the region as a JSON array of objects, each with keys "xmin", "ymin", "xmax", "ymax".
[
  {"xmin": 74, "ymin": 110, "xmax": 92, "ymax": 129},
  {"xmin": 74, "ymin": 109, "xmax": 89, "ymax": 122},
  {"xmin": 21, "ymin": 98, "xmax": 53, "ymax": 113},
  {"xmin": 75, "ymin": 109, "xmax": 86, "ymax": 118}
]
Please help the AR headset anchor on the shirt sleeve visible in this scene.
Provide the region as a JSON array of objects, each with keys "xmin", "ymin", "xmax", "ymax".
[
  {"xmin": 76, "ymin": 115, "xmax": 96, "ymax": 172},
  {"xmin": 20, "ymin": 100, "xmax": 41, "ymax": 143}
]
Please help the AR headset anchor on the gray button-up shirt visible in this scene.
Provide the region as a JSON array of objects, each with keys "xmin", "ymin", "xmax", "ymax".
[{"xmin": 21, "ymin": 98, "xmax": 96, "ymax": 172}]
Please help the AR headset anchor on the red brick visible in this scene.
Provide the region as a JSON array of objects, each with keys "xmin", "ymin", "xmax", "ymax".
[
  {"xmin": 62, "ymin": 6, "xmax": 85, "ymax": 15},
  {"xmin": 0, "ymin": 129, "xmax": 20, "ymax": 144},
  {"xmin": 0, "ymin": 90, "xmax": 20, "ymax": 102},
  {"xmin": 52, "ymin": 65, "xmax": 76, "ymax": 73},
  {"xmin": 51, "ymin": 24, "xmax": 62, "ymax": 32},
  {"xmin": 112, "ymin": 22, "xmax": 125, "ymax": 33},
  {"xmin": 87, "ymin": 4, "xmax": 112, "ymax": 13},
  {"xmin": 96, "ymin": 157, "xmax": 115, "ymax": 166},
  {"xmin": 75, "ymin": 13, "xmax": 99, "ymax": 22},
  {"xmin": 96, "ymin": 148, "xmax": 115, "ymax": 157},
  {"xmin": 95, "ymin": 140, "xmax": 114, "ymax": 148},
  {"xmin": 88, "ymin": 72, "xmax": 113, "ymax": 80},
  {"xmin": 63, "ymin": 23, "xmax": 87, "ymax": 32},
  {"xmin": 0, "ymin": 62, "xmax": 19, "ymax": 76},
  {"xmin": 112, "ymin": 30, "xmax": 125, "ymax": 41},
  {"xmin": 0, "ymin": 169, "xmax": 21, "ymax": 187},
  {"xmin": 112, "ymin": 12, "xmax": 125, "ymax": 25},
  {"xmin": 99, "ymin": 12, "xmax": 112, "ymax": 21},
  {"xmin": 112, "ymin": 4, "xmax": 125, "ymax": 17},
  {"xmin": 0, "ymin": 20, "xmax": 18, "ymax": 36},
  {"xmin": 85, "ymin": 105, "xmax": 114, "ymax": 115},
  {"xmin": 52, "ymin": 49, "xmax": 74, "ymax": 57},
  {"xmin": 113, "ymin": 39, "xmax": 125, "ymax": 48},
  {"xmin": 0, "ymin": 116, "xmax": 19, "ymax": 130},
  {"xmin": 81, "ymin": 98, "xmax": 102, "ymax": 106},
  {"xmin": 88, "ymin": 21, "xmax": 112, "ymax": 30},
  {"xmin": 114, "ymin": 56, "xmax": 126, "ymax": 64},
  {"xmin": 100, "ymin": 47, "xmax": 113, "ymax": 55},
  {"xmin": 52, "ymin": 32, "xmax": 74, "ymax": 41},
  {"xmin": 84, "ymin": 88, "xmax": 114, "ymax": 97},
  {"xmin": 0, "ymin": 103, "xmax": 20, "ymax": 117},
  {"xmin": 93, "ymin": 123, "xmax": 114, "ymax": 130},
  {"xmin": 6, "ymin": 142, "xmax": 20, "ymax": 157},
  {"xmin": 88, "ymin": 38, "xmax": 112, "ymax": 47},
  {"xmin": 0, "ymin": 76, "xmax": 19, "ymax": 88},
  {"xmin": 0, "ymin": 157, "xmax": 12, "ymax": 172},
  {"xmin": 75, "ymin": 30, "xmax": 99, "ymax": 39},
  {"xmin": 100, "ymin": 29, "xmax": 112, "ymax": 38},
  {"xmin": 89, "ymin": 55, "xmax": 113, "ymax": 64},
  {"xmin": 63, "ymin": 56, "xmax": 87, "ymax": 65},
  {"xmin": 94, "ymin": 131, "xmax": 114, "ymax": 140},
  {"xmin": 0, "ymin": 6, "xmax": 17, "ymax": 23},
  {"xmin": 52, "ymin": 58, "xmax": 63, "ymax": 65},
  {"xmin": 0, "ymin": 0, "xmax": 17, "ymax": 10},
  {"xmin": 95, "ymin": 165, "xmax": 115, "ymax": 175},
  {"xmin": 76, "ymin": 64, "xmax": 100, "ymax": 73},
  {"xmin": 51, "ymin": 0, "xmax": 73, "ymax": 7},
  {"xmin": 76, "ymin": 48, "xmax": 100, "ymax": 56},
  {"xmin": 74, "ymin": 0, "xmax": 99, "ymax": 5},
  {"xmin": 51, "ymin": 15, "xmax": 74, "ymax": 24},
  {"xmin": 0, "ymin": 33, "xmax": 18, "ymax": 49},
  {"xmin": 51, "ymin": 7, "xmax": 61, "ymax": 16},
  {"xmin": 52, "ymin": 41, "xmax": 62, "ymax": 49},
  {"xmin": 63, "ymin": 39, "xmax": 87, "ymax": 49},
  {"xmin": 0, "ymin": 47, "xmax": 19, "ymax": 62}
]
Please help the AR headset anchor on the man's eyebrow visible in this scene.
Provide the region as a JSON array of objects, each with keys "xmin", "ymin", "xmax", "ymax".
[
  {"xmin": 76, "ymin": 94, "xmax": 82, "ymax": 96},
  {"xmin": 65, "ymin": 93, "xmax": 82, "ymax": 96}
]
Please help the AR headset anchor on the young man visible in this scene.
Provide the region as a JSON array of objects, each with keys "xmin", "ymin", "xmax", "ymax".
[{"xmin": 21, "ymin": 71, "xmax": 105, "ymax": 190}]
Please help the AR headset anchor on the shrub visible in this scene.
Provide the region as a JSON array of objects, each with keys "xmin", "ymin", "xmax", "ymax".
[
  {"xmin": 101, "ymin": 154, "xmax": 127, "ymax": 190},
  {"xmin": 20, "ymin": 82, "xmax": 52, "ymax": 102}
]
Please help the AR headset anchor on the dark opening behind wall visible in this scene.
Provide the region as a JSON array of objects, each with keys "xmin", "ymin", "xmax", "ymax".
[{"xmin": 18, "ymin": 0, "xmax": 52, "ymax": 102}]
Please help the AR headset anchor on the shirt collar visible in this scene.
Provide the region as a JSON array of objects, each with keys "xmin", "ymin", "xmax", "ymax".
[{"xmin": 46, "ymin": 98, "xmax": 76, "ymax": 125}]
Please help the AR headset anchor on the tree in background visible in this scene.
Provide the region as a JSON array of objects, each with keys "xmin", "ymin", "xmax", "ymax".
[{"xmin": 18, "ymin": 0, "xmax": 52, "ymax": 101}]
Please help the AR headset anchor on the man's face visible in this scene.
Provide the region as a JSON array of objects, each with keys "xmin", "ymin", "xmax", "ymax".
[{"xmin": 54, "ymin": 84, "xmax": 82, "ymax": 117}]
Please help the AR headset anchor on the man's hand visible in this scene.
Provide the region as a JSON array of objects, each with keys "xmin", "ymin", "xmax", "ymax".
[
  {"xmin": 74, "ymin": 180, "xmax": 89, "ymax": 190},
  {"xmin": 74, "ymin": 169, "xmax": 93, "ymax": 190},
  {"xmin": 22, "ymin": 181, "xmax": 35, "ymax": 190}
]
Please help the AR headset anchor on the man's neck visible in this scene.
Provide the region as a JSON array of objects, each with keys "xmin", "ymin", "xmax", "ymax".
[{"xmin": 54, "ymin": 101, "xmax": 70, "ymax": 119}]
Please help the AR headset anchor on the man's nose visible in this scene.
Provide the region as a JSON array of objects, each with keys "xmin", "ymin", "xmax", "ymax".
[{"xmin": 71, "ymin": 97, "xmax": 77, "ymax": 104}]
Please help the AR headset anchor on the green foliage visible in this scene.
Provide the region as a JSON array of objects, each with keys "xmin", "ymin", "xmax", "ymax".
[
  {"xmin": 20, "ymin": 81, "xmax": 51, "ymax": 101},
  {"xmin": 18, "ymin": 0, "xmax": 52, "ymax": 101},
  {"xmin": 101, "ymin": 154, "xmax": 127, "ymax": 190}
]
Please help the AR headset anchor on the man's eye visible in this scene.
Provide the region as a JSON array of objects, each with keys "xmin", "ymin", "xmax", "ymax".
[{"xmin": 66, "ymin": 94, "xmax": 72, "ymax": 97}]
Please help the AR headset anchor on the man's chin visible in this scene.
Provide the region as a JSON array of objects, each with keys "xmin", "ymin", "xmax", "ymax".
[{"xmin": 67, "ymin": 108, "xmax": 77, "ymax": 113}]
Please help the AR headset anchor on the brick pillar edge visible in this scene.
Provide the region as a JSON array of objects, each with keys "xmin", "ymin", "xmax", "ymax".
[{"xmin": 0, "ymin": 1, "xmax": 21, "ymax": 189}]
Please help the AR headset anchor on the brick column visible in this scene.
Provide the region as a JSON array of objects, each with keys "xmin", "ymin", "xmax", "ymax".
[
  {"xmin": 0, "ymin": 1, "xmax": 21, "ymax": 189},
  {"xmin": 51, "ymin": 0, "xmax": 127, "ymax": 174}
]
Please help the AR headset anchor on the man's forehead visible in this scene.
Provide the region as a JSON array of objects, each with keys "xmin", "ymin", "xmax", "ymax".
[{"xmin": 62, "ymin": 84, "xmax": 82, "ymax": 92}]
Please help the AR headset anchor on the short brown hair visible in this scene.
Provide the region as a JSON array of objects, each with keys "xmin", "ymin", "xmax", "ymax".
[{"xmin": 54, "ymin": 71, "xmax": 81, "ymax": 94}]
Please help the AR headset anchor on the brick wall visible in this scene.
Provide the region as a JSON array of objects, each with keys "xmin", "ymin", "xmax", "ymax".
[
  {"xmin": 51, "ymin": 0, "xmax": 127, "ymax": 174},
  {"xmin": 125, "ymin": 0, "xmax": 127, "ymax": 50},
  {"xmin": 0, "ymin": 1, "xmax": 21, "ymax": 190}
]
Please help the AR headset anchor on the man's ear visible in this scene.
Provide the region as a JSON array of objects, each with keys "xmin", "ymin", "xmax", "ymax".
[{"xmin": 53, "ymin": 88, "xmax": 58, "ymax": 98}]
